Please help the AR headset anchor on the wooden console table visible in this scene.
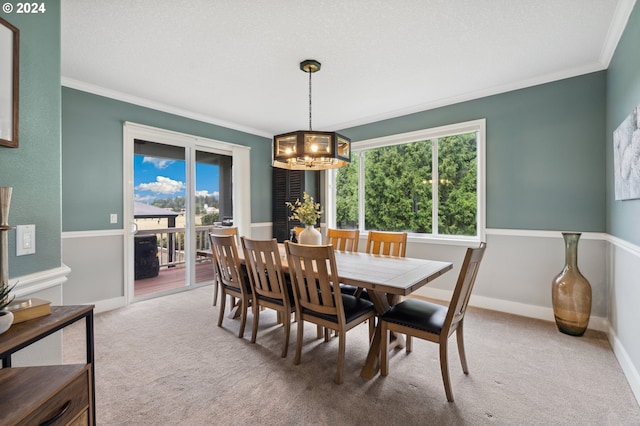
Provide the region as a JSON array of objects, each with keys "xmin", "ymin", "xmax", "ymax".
[{"xmin": 0, "ymin": 305, "xmax": 95, "ymax": 425}]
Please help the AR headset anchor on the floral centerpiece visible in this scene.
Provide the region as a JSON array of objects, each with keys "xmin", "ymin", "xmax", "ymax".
[
  {"xmin": 286, "ymin": 192, "xmax": 323, "ymax": 244},
  {"xmin": 285, "ymin": 192, "xmax": 322, "ymax": 226}
]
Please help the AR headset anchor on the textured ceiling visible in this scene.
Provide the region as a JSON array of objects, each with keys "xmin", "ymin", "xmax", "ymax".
[{"xmin": 61, "ymin": 0, "xmax": 635, "ymax": 138}]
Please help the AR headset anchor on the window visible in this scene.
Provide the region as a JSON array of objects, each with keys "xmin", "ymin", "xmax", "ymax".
[{"xmin": 329, "ymin": 119, "xmax": 485, "ymax": 242}]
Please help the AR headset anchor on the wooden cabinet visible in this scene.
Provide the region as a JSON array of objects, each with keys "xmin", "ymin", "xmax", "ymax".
[
  {"xmin": 0, "ymin": 305, "xmax": 95, "ymax": 425},
  {"xmin": 0, "ymin": 364, "xmax": 90, "ymax": 425}
]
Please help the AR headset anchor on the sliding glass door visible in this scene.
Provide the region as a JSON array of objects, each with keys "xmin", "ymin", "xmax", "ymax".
[{"xmin": 124, "ymin": 123, "xmax": 249, "ymax": 303}]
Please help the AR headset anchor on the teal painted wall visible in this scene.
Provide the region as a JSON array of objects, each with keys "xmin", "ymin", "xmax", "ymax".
[
  {"xmin": 63, "ymin": 72, "xmax": 607, "ymax": 235},
  {"xmin": 61, "ymin": 87, "xmax": 272, "ymax": 231},
  {"xmin": 606, "ymin": 3, "xmax": 640, "ymax": 246},
  {"xmin": 0, "ymin": 2, "xmax": 61, "ymax": 277},
  {"xmin": 341, "ymin": 72, "xmax": 607, "ymax": 233}
]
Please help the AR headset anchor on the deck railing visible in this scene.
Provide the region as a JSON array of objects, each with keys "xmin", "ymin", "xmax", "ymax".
[{"xmin": 135, "ymin": 226, "xmax": 212, "ymax": 268}]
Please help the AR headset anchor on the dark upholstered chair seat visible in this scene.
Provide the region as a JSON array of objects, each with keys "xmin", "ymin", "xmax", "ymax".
[
  {"xmin": 258, "ymin": 288, "xmax": 295, "ymax": 307},
  {"xmin": 340, "ymin": 284, "xmax": 371, "ymax": 300},
  {"xmin": 302, "ymin": 294, "xmax": 374, "ymax": 323},
  {"xmin": 382, "ymin": 299, "xmax": 447, "ymax": 335}
]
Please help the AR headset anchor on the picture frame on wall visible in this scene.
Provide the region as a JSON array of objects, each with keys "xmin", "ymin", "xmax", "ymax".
[
  {"xmin": 613, "ymin": 105, "xmax": 640, "ymax": 201},
  {"xmin": 0, "ymin": 17, "xmax": 19, "ymax": 148}
]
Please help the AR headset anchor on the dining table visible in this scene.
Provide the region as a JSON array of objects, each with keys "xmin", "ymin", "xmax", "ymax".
[{"xmin": 203, "ymin": 242, "xmax": 453, "ymax": 379}]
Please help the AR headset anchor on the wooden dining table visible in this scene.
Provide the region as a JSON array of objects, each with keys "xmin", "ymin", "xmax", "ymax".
[{"xmin": 203, "ymin": 243, "xmax": 453, "ymax": 379}]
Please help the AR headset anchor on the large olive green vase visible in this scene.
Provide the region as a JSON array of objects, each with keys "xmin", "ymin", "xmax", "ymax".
[{"xmin": 552, "ymin": 232, "xmax": 592, "ymax": 336}]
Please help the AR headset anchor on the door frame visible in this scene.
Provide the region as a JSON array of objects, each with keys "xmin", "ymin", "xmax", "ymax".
[{"xmin": 123, "ymin": 122, "xmax": 251, "ymax": 305}]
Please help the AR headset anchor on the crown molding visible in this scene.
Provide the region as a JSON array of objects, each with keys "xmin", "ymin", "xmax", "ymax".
[{"xmin": 61, "ymin": 77, "xmax": 272, "ymax": 139}]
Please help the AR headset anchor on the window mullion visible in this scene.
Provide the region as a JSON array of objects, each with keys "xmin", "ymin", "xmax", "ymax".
[
  {"xmin": 358, "ymin": 151, "xmax": 365, "ymax": 232},
  {"xmin": 431, "ymin": 138, "xmax": 438, "ymax": 236}
]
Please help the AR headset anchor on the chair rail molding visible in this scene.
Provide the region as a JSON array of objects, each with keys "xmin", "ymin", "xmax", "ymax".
[{"xmin": 10, "ymin": 264, "xmax": 70, "ymax": 298}]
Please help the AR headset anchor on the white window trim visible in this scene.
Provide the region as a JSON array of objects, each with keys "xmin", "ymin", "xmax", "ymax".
[{"xmin": 326, "ymin": 118, "xmax": 486, "ymax": 245}]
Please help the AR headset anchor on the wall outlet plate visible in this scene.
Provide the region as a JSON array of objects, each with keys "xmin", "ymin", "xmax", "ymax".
[{"xmin": 16, "ymin": 224, "xmax": 36, "ymax": 256}]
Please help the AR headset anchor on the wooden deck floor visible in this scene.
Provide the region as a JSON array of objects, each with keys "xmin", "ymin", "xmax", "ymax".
[{"xmin": 134, "ymin": 259, "xmax": 215, "ymax": 298}]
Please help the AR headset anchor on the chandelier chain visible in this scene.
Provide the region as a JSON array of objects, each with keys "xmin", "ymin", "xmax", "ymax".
[{"xmin": 308, "ymin": 69, "xmax": 313, "ymax": 131}]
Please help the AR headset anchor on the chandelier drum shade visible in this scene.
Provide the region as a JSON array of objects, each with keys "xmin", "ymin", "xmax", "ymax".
[{"xmin": 273, "ymin": 60, "xmax": 351, "ymax": 170}]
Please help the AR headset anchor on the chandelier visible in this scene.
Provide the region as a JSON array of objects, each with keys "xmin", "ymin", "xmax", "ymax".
[{"xmin": 273, "ymin": 59, "xmax": 351, "ymax": 170}]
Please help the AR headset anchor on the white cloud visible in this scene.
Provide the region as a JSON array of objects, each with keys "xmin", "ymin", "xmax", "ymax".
[
  {"xmin": 143, "ymin": 157, "xmax": 174, "ymax": 169},
  {"xmin": 195, "ymin": 190, "xmax": 220, "ymax": 198},
  {"xmin": 136, "ymin": 176, "xmax": 185, "ymax": 194},
  {"xmin": 134, "ymin": 194, "xmax": 156, "ymax": 203}
]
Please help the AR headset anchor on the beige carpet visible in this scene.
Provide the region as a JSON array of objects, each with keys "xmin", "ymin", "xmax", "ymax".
[{"xmin": 63, "ymin": 286, "xmax": 640, "ymax": 425}]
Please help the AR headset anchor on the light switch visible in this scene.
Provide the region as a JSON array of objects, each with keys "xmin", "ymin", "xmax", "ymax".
[
  {"xmin": 16, "ymin": 224, "xmax": 36, "ymax": 256},
  {"xmin": 110, "ymin": 213, "xmax": 118, "ymax": 224}
]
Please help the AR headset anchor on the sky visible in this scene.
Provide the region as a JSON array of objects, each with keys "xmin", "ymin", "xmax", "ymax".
[{"xmin": 134, "ymin": 155, "xmax": 219, "ymax": 203}]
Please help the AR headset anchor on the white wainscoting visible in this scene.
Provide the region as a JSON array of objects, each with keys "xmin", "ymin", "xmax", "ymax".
[
  {"xmin": 62, "ymin": 230, "xmax": 126, "ymax": 313},
  {"xmin": 606, "ymin": 236, "xmax": 640, "ymax": 405},
  {"xmin": 249, "ymin": 222, "xmax": 273, "ymax": 240},
  {"xmin": 412, "ymin": 229, "xmax": 609, "ymax": 330},
  {"xmin": 9, "ymin": 264, "xmax": 70, "ymax": 366}
]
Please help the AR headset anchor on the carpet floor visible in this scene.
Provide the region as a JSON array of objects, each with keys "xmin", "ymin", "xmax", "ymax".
[{"xmin": 63, "ymin": 285, "xmax": 640, "ymax": 425}]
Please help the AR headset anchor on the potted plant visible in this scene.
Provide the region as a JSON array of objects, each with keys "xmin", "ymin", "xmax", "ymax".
[
  {"xmin": 286, "ymin": 192, "xmax": 323, "ymax": 245},
  {"xmin": 0, "ymin": 282, "xmax": 16, "ymax": 334}
]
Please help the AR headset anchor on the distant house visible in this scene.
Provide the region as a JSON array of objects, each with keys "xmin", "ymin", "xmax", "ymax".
[
  {"xmin": 134, "ymin": 202, "xmax": 180, "ymax": 224},
  {"xmin": 203, "ymin": 204, "xmax": 219, "ymax": 214}
]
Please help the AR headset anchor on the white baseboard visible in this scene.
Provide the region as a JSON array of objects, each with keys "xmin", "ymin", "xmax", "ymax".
[
  {"xmin": 417, "ymin": 287, "xmax": 609, "ymax": 333},
  {"xmin": 607, "ymin": 326, "xmax": 640, "ymax": 406},
  {"xmin": 92, "ymin": 296, "xmax": 126, "ymax": 314}
]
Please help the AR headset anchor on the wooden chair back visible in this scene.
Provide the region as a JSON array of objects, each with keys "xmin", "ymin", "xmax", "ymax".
[
  {"xmin": 209, "ymin": 233, "xmax": 253, "ymax": 337},
  {"xmin": 285, "ymin": 242, "xmax": 344, "ymax": 322},
  {"xmin": 241, "ymin": 237, "xmax": 289, "ymax": 304},
  {"xmin": 210, "ymin": 226, "xmax": 239, "ymax": 245},
  {"xmin": 209, "ymin": 234, "xmax": 244, "ymax": 291},
  {"xmin": 365, "ymin": 231, "xmax": 407, "ymax": 257},
  {"xmin": 241, "ymin": 237, "xmax": 293, "ymax": 357},
  {"xmin": 208, "ymin": 227, "xmax": 238, "ymax": 306},
  {"xmin": 444, "ymin": 242, "xmax": 487, "ymax": 335},
  {"xmin": 326, "ymin": 228, "xmax": 359, "ymax": 252}
]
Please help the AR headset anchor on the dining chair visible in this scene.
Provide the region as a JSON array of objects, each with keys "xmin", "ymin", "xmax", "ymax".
[
  {"xmin": 241, "ymin": 237, "xmax": 295, "ymax": 357},
  {"xmin": 326, "ymin": 228, "xmax": 359, "ymax": 252},
  {"xmin": 284, "ymin": 241, "xmax": 376, "ymax": 384},
  {"xmin": 380, "ymin": 242, "xmax": 487, "ymax": 402},
  {"xmin": 209, "ymin": 227, "xmax": 239, "ymax": 306},
  {"xmin": 365, "ymin": 231, "xmax": 407, "ymax": 257},
  {"xmin": 347, "ymin": 231, "xmax": 408, "ymax": 300},
  {"xmin": 325, "ymin": 228, "xmax": 366, "ymax": 339},
  {"xmin": 209, "ymin": 233, "xmax": 253, "ymax": 338}
]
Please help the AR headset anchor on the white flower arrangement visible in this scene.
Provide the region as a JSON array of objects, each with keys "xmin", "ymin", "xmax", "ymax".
[{"xmin": 285, "ymin": 192, "xmax": 322, "ymax": 226}]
